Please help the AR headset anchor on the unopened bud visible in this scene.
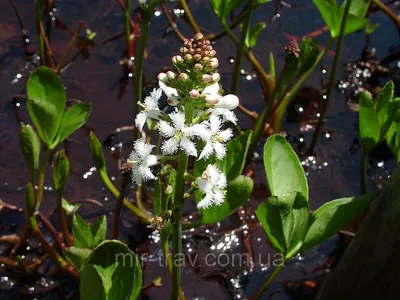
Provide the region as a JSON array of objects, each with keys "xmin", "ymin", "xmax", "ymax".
[
  {"xmin": 203, "ymin": 94, "xmax": 219, "ymax": 105},
  {"xmin": 194, "ymin": 63, "xmax": 203, "ymax": 72},
  {"xmin": 201, "ymin": 74, "xmax": 211, "ymax": 83},
  {"xmin": 208, "ymin": 58, "xmax": 219, "ymax": 69},
  {"xmin": 180, "ymin": 47, "xmax": 188, "ymax": 54},
  {"xmin": 166, "ymin": 71, "xmax": 176, "ymax": 80},
  {"xmin": 172, "ymin": 55, "xmax": 183, "ymax": 65},
  {"xmin": 178, "ymin": 73, "xmax": 189, "ymax": 81},
  {"xmin": 201, "ymin": 56, "xmax": 210, "ymax": 64},
  {"xmin": 189, "ymin": 89, "xmax": 200, "ymax": 99},
  {"xmin": 211, "ymin": 73, "xmax": 220, "ymax": 82},
  {"xmin": 214, "ymin": 94, "xmax": 239, "ymax": 110},
  {"xmin": 194, "ymin": 32, "xmax": 204, "ymax": 41},
  {"xmin": 158, "ymin": 72, "xmax": 168, "ymax": 82},
  {"xmin": 194, "ymin": 54, "xmax": 202, "ymax": 61},
  {"xmin": 209, "ymin": 50, "xmax": 216, "ymax": 57},
  {"xmin": 184, "ymin": 54, "xmax": 193, "ymax": 63}
]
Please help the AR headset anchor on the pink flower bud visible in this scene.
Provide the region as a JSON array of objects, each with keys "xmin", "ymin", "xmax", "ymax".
[
  {"xmin": 194, "ymin": 54, "xmax": 202, "ymax": 61},
  {"xmin": 203, "ymin": 94, "xmax": 219, "ymax": 105},
  {"xmin": 211, "ymin": 73, "xmax": 220, "ymax": 82},
  {"xmin": 157, "ymin": 72, "xmax": 168, "ymax": 82},
  {"xmin": 194, "ymin": 63, "xmax": 203, "ymax": 72},
  {"xmin": 178, "ymin": 73, "xmax": 189, "ymax": 81},
  {"xmin": 209, "ymin": 50, "xmax": 216, "ymax": 57},
  {"xmin": 184, "ymin": 54, "xmax": 193, "ymax": 63},
  {"xmin": 166, "ymin": 71, "xmax": 176, "ymax": 80},
  {"xmin": 209, "ymin": 58, "xmax": 219, "ymax": 69},
  {"xmin": 189, "ymin": 89, "xmax": 200, "ymax": 99},
  {"xmin": 194, "ymin": 32, "xmax": 204, "ymax": 41},
  {"xmin": 201, "ymin": 74, "xmax": 211, "ymax": 83}
]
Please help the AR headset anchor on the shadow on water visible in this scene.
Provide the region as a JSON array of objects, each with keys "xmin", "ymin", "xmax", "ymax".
[{"xmin": 0, "ymin": 0, "xmax": 399, "ymax": 299}]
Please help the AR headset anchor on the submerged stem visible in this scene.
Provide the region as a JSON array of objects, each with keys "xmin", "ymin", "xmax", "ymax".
[
  {"xmin": 35, "ymin": 149, "xmax": 51, "ymax": 211},
  {"xmin": 251, "ymin": 264, "xmax": 283, "ymax": 300},
  {"xmin": 309, "ymin": 0, "xmax": 352, "ymax": 152}
]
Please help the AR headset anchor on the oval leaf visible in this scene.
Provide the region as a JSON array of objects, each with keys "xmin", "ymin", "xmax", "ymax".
[
  {"xmin": 264, "ymin": 134, "xmax": 308, "ymax": 200},
  {"xmin": 54, "ymin": 102, "xmax": 91, "ymax": 148},
  {"xmin": 359, "ymin": 91, "xmax": 381, "ymax": 153},
  {"xmin": 53, "ymin": 150, "xmax": 70, "ymax": 191},
  {"xmin": 72, "ymin": 214, "xmax": 92, "ymax": 249},
  {"xmin": 27, "ymin": 67, "xmax": 66, "ymax": 147},
  {"xmin": 300, "ymin": 193, "xmax": 374, "ymax": 252},
  {"xmin": 20, "ymin": 124, "xmax": 41, "ymax": 183},
  {"xmin": 80, "ymin": 240, "xmax": 142, "ymax": 300}
]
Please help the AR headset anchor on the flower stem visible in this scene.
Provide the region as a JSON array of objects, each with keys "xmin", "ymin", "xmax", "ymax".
[
  {"xmin": 360, "ymin": 150, "xmax": 368, "ymax": 194},
  {"xmin": 134, "ymin": 0, "xmax": 158, "ymax": 139},
  {"xmin": 34, "ymin": 0, "xmax": 45, "ymax": 64},
  {"xmin": 171, "ymin": 101, "xmax": 193, "ymax": 300},
  {"xmin": 180, "ymin": 0, "xmax": 200, "ymax": 33},
  {"xmin": 372, "ymin": 0, "xmax": 400, "ymax": 30},
  {"xmin": 309, "ymin": 0, "xmax": 352, "ymax": 152},
  {"xmin": 220, "ymin": 22, "xmax": 275, "ymax": 99},
  {"xmin": 251, "ymin": 264, "xmax": 283, "ymax": 300},
  {"xmin": 124, "ymin": 0, "xmax": 132, "ymax": 56},
  {"xmin": 35, "ymin": 149, "xmax": 51, "ymax": 211},
  {"xmin": 230, "ymin": 0, "xmax": 255, "ymax": 95},
  {"xmin": 272, "ymin": 39, "xmax": 333, "ymax": 132}
]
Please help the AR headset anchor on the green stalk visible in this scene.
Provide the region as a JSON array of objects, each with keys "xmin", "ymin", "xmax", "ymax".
[
  {"xmin": 161, "ymin": 232, "xmax": 186, "ymax": 299},
  {"xmin": 98, "ymin": 169, "xmax": 151, "ymax": 223},
  {"xmin": 34, "ymin": 0, "xmax": 45, "ymax": 65},
  {"xmin": 171, "ymin": 102, "xmax": 193, "ymax": 300},
  {"xmin": 272, "ymin": 39, "xmax": 333, "ymax": 132},
  {"xmin": 124, "ymin": 0, "xmax": 132, "ymax": 55},
  {"xmin": 360, "ymin": 150, "xmax": 368, "ymax": 194},
  {"xmin": 134, "ymin": 0, "xmax": 158, "ymax": 139},
  {"xmin": 221, "ymin": 21, "xmax": 275, "ymax": 100},
  {"xmin": 112, "ymin": 175, "xmax": 129, "ymax": 239},
  {"xmin": 35, "ymin": 149, "xmax": 51, "ymax": 211},
  {"xmin": 309, "ymin": 0, "xmax": 353, "ymax": 152},
  {"xmin": 251, "ymin": 264, "xmax": 283, "ymax": 300},
  {"xmin": 56, "ymin": 190, "xmax": 72, "ymax": 247},
  {"xmin": 180, "ymin": 0, "xmax": 200, "ymax": 33},
  {"xmin": 230, "ymin": 0, "xmax": 255, "ymax": 95}
]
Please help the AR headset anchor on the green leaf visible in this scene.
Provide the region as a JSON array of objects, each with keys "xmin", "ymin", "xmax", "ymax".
[
  {"xmin": 359, "ymin": 91, "xmax": 381, "ymax": 153},
  {"xmin": 313, "ymin": 0, "xmax": 339, "ymax": 37},
  {"xmin": 27, "ymin": 67, "xmax": 66, "ymax": 148},
  {"xmin": 257, "ymin": 0, "xmax": 272, "ymax": 3},
  {"xmin": 209, "ymin": 0, "xmax": 243, "ymax": 20},
  {"xmin": 256, "ymin": 192, "xmax": 309, "ymax": 258},
  {"xmin": 194, "ymin": 131, "xmax": 252, "ymax": 182},
  {"xmin": 91, "ymin": 215, "xmax": 107, "ymax": 249},
  {"xmin": 200, "ymin": 175, "xmax": 253, "ymax": 224},
  {"xmin": 386, "ymin": 103, "xmax": 400, "ymax": 162},
  {"xmin": 62, "ymin": 198, "xmax": 81, "ymax": 216},
  {"xmin": 264, "ymin": 134, "xmax": 308, "ymax": 200},
  {"xmin": 64, "ymin": 247, "xmax": 92, "ymax": 271},
  {"xmin": 89, "ymin": 132, "xmax": 107, "ymax": 177},
  {"xmin": 80, "ymin": 240, "xmax": 142, "ymax": 300},
  {"xmin": 72, "ymin": 214, "xmax": 92, "ymax": 249},
  {"xmin": 245, "ymin": 22, "xmax": 266, "ymax": 48},
  {"xmin": 376, "ymin": 81, "xmax": 395, "ymax": 137},
  {"xmin": 53, "ymin": 150, "xmax": 70, "ymax": 191},
  {"xmin": 20, "ymin": 124, "xmax": 41, "ymax": 183},
  {"xmin": 300, "ymin": 194, "xmax": 374, "ymax": 252},
  {"xmin": 53, "ymin": 102, "xmax": 91, "ymax": 148}
]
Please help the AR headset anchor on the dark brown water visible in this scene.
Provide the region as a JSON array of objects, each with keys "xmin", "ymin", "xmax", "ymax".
[{"xmin": 0, "ymin": 0, "xmax": 399, "ymax": 299}]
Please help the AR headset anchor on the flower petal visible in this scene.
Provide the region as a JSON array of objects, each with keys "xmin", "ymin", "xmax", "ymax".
[
  {"xmin": 180, "ymin": 136, "xmax": 197, "ymax": 156},
  {"xmin": 135, "ymin": 111, "xmax": 148, "ymax": 132},
  {"xmin": 158, "ymin": 120, "xmax": 175, "ymax": 137},
  {"xmin": 162, "ymin": 138, "xmax": 179, "ymax": 155}
]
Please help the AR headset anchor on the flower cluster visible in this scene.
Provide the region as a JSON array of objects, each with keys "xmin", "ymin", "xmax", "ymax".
[
  {"xmin": 285, "ymin": 40, "xmax": 301, "ymax": 61},
  {"xmin": 130, "ymin": 33, "xmax": 239, "ymax": 209}
]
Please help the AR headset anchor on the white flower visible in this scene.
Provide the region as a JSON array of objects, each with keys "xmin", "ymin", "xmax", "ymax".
[
  {"xmin": 199, "ymin": 115, "xmax": 232, "ymax": 160},
  {"xmin": 196, "ymin": 164, "xmax": 227, "ymax": 209},
  {"xmin": 159, "ymin": 81, "xmax": 180, "ymax": 106},
  {"xmin": 158, "ymin": 110, "xmax": 210, "ymax": 156},
  {"xmin": 129, "ymin": 138, "xmax": 159, "ymax": 185},
  {"xmin": 135, "ymin": 88, "xmax": 163, "ymax": 131},
  {"xmin": 202, "ymin": 82, "xmax": 239, "ymax": 110},
  {"xmin": 208, "ymin": 107, "xmax": 238, "ymax": 125},
  {"xmin": 138, "ymin": 0, "xmax": 147, "ymax": 4}
]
